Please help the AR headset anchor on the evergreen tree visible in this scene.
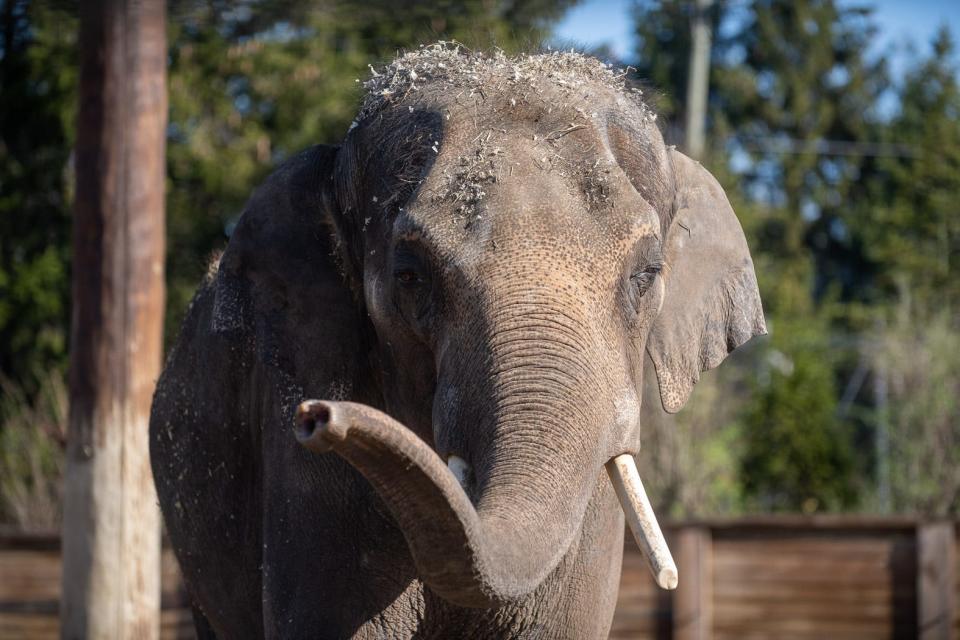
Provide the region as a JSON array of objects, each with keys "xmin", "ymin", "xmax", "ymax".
[
  {"xmin": 631, "ymin": 0, "xmax": 729, "ymax": 143},
  {"xmin": 717, "ymin": 1, "xmax": 887, "ymax": 309},
  {"xmin": 860, "ymin": 29, "xmax": 960, "ymax": 516},
  {"xmin": 0, "ymin": 2, "xmax": 77, "ymax": 395},
  {"xmin": 162, "ymin": 0, "xmax": 578, "ymax": 339},
  {"xmin": 739, "ymin": 313, "xmax": 857, "ymax": 512},
  {"xmin": 0, "ymin": 1, "xmax": 581, "ymax": 387},
  {"xmin": 856, "ymin": 27, "xmax": 960, "ymax": 313},
  {"xmin": 631, "ymin": 0, "xmax": 885, "ymax": 512}
]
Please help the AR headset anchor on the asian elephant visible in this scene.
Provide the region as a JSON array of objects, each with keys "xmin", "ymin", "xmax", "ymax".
[{"xmin": 150, "ymin": 44, "xmax": 765, "ymax": 639}]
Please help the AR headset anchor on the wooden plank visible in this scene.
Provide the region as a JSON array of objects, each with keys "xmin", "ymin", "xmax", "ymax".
[
  {"xmin": 710, "ymin": 537, "xmax": 899, "ymax": 556},
  {"xmin": 0, "ymin": 548, "xmax": 186, "ymax": 602},
  {"xmin": 714, "ymin": 617, "xmax": 892, "ymax": 635},
  {"xmin": 712, "ymin": 551, "xmax": 894, "ymax": 571},
  {"xmin": 714, "ymin": 599, "xmax": 896, "ymax": 621},
  {"xmin": 713, "ymin": 583, "xmax": 911, "ymax": 604},
  {"xmin": 0, "ymin": 529, "xmax": 59, "ymax": 551},
  {"xmin": 715, "ymin": 629, "xmax": 884, "ymax": 640},
  {"xmin": 675, "ymin": 515, "xmax": 922, "ymax": 531},
  {"xmin": 0, "ymin": 519, "xmax": 952, "ymax": 638},
  {"xmin": 674, "ymin": 526, "xmax": 711, "ymax": 640},
  {"xmin": 918, "ymin": 522, "xmax": 955, "ymax": 639},
  {"xmin": 0, "ymin": 550, "xmax": 60, "ymax": 600},
  {"xmin": 709, "ymin": 528, "xmax": 917, "ymax": 638},
  {"xmin": 0, "ymin": 547, "xmax": 189, "ymax": 639},
  {"xmin": 712, "ymin": 564, "xmax": 894, "ymax": 585}
]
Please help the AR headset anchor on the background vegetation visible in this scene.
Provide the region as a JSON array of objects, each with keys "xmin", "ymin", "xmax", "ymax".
[{"xmin": 0, "ymin": 0, "xmax": 957, "ymax": 527}]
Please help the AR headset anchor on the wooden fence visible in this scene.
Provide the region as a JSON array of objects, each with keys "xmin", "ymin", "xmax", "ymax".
[
  {"xmin": 1, "ymin": 517, "xmax": 956, "ymax": 639},
  {"xmin": 611, "ymin": 516, "xmax": 958, "ymax": 639}
]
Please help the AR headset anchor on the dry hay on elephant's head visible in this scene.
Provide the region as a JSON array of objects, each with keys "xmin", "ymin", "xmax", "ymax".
[
  {"xmin": 352, "ymin": 41, "xmax": 654, "ymax": 127},
  {"xmin": 350, "ymin": 42, "xmax": 657, "ymax": 221}
]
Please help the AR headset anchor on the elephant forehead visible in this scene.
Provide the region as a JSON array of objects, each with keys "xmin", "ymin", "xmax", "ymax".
[{"xmin": 399, "ymin": 136, "xmax": 659, "ymax": 277}]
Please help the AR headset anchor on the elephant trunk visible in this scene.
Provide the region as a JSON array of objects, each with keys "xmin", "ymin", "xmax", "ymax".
[
  {"xmin": 293, "ymin": 291, "xmax": 618, "ymax": 607},
  {"xmin": 295, "ymin": 398, "xmax": 602, "ymax": 608}
]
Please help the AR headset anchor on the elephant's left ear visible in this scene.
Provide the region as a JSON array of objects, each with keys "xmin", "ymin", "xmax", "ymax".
[{"xmin": 647, "ymin": 149, "xmax": 766, "ymax": 413}]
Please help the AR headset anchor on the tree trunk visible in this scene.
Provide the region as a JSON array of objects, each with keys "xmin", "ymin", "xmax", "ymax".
[{"xmin": 61, "ymin": 1, "xmax": 167, "ymax": 638}]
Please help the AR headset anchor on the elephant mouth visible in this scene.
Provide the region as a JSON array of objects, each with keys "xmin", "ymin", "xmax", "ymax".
[{"xmin": 295, "ymin": 399, "xmax": 677, "ymax": 606}]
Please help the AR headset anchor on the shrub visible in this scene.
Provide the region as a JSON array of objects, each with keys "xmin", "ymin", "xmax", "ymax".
[{"xmin": 0, "ymin": 371, "xmax": 67, "ymax": 529}]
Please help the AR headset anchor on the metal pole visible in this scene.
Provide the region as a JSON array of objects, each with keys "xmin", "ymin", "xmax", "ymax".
[
  {"xmin": 685, "ymin": 0, "xmax": 713, "ymax": 160},
  {"xmin": 61, "ymin": 0, "xmax": 167, "ymax": 637}
]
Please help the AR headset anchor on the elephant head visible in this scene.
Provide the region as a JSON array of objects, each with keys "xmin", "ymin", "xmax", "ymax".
[{"xmin": 246, "ymin": 46, "xmax": 764, "ymax": 610}]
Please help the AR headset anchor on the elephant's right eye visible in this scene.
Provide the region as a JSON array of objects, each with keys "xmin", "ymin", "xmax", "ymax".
[
  {"xmin": 392, "ymin": 249, "xmax": 430, "ymax": 288},
  {"xmin": 394, "ymin": 269, "xmax": 424, "ymax": 286},
  {"xmin": 392, "ymin": 245, "xmax": 435, "ymax": 329}
]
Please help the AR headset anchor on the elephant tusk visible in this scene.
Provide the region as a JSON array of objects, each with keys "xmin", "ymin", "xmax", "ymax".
[
  {"xmin": 606, "ymin": 454, "xmax": 678, "ymax": 590},
  {"xmin": 446, "ymin": 455, "xmax": 472, "ymax": 491},
  {"xmin": 295, "ymin": 401, "xmax": 678, "ymax": 590}
]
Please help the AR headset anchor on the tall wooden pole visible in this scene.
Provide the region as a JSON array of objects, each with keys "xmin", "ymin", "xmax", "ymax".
[
  {"xmin": 61, "ymin": 1, "xmax": 166, "ymax": 638},
  {"xmin": 685, "ymin": 0, "xmax": 713, "ymax": 160}
]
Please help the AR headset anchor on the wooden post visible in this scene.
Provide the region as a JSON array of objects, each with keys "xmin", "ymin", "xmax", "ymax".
[
  {"xmin": 673, "ymin": 526, "xmax": 712, "ymax": 640},
  {"xmin": 61, "ymin": 0, "xmax": 167, "ymax": 638},
  {"xmin": 917, "ymin": 522, "xmax": 955, "ymax": 640}
]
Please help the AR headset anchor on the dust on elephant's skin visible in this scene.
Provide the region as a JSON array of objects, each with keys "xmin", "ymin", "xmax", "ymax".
[{"xmin": 150, "ymin": 43, "xmax": 764, "ymax": 639}]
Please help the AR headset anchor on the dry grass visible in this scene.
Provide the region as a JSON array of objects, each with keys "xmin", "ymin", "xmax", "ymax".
[
  {"xmin": 354, "ymin": 41, "xmax": 650, "ymax": 126},
  {"xmin": 872, "ymin": 312, "xmax": 960, "ymax": 516},
  {"xmin": 0, "ymin": 372, "xmax": 66, "ymax": 529},
  {"xmin": 351, "ymin": 42, "xmax": 653, "ymax": 221}
]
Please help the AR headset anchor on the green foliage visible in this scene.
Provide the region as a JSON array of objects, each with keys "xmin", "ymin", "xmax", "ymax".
[
  {"xmin": 856, "ymin": 28, "xmax": 960, "ymax": 313},
  {"xmin": 0, "ymin": 1, "xmax": 580, "ymax": 385},
  {"xmin": 639, "ymin": 362, "xmax": 754, "ymax": 518},
  {"xmin": 739, "ymin": 315, "xmax": 856, "ymax": 512},
  {"xmin": 0, "ymin": 2, "xmax": 77, "ymax": 395},
  {"xmin": 633, "ymin": 0, "xmax": 959, "ymax": 515},
  {"xmin": 2, "ymin": 0, "xmax": 959, "ymax": 520},
  {"xmin": 871, "ymin": 311, "xmax": 960, "ymax": 516},
  {"xmin": 632, "ymin": 1, "xmax": 700, "ymax": 121},
  {"xmin": 162, "ymin": 0, "xmax": 579, "ymax": 340},
  {"xmin": 719, "ymin": 1, "xmax": 888, "ymax": 312}
]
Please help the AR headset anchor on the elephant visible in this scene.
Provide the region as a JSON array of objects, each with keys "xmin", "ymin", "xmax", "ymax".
[{"xmin": 150, "ymin": 44, "xmax": 765, "ymax": 639}]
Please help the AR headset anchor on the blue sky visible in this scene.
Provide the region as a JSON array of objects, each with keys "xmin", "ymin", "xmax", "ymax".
[{"xmin": 553, "ymin": 0, "xmax": 960, "ymax": 77}]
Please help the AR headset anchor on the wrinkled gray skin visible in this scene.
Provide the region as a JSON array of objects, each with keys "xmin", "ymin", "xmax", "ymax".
[{"xmin": 150, "ymin": 50, "xmax": 764, "ymax": 639}]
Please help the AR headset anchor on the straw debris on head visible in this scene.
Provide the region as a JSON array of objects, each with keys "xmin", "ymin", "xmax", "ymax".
[
  {"xmin": 353, "ymin": 41, "xmax": 652, "ymax": 129},
  {"xmin": 351, "ymin": 42, "xmax": 654, "ymax": 220}
]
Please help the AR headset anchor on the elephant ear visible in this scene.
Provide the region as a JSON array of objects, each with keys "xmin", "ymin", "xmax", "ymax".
[
  {"xmin": 212, "ymin": 144, "xmax": 371, "ymax": 406},
  {"xmin": 647, "ymin": 149, "xmax": 766, "ymax": 413},
  {"xmin": 154, "ymin": 145, "xmax": 373, "ymax": 635}
]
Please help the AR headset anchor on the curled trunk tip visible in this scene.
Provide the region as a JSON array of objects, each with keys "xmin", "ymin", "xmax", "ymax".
[
  {"xmin": 295, "ymin": 400, "xmax": 348, "ymax": 453},
  {"xmin": 291, "ymin": 400, "xmax": 594, "ymax": 608}
]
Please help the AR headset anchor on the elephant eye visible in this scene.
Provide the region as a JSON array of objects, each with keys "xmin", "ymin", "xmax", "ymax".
[
  {"xmin": 392, "ymin": 246, "xmax": 434, "ymax": 329},
  {"xmin": 630, "ymin": 263, "xmax": 662, "ymax": 298},
  {"xmin": 392, "ymin": 245, "xmax": 430, "ymax": 288},
  {"xmin": 394, "ymin": 269, "xmax": 422, "ymax": 285}
]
